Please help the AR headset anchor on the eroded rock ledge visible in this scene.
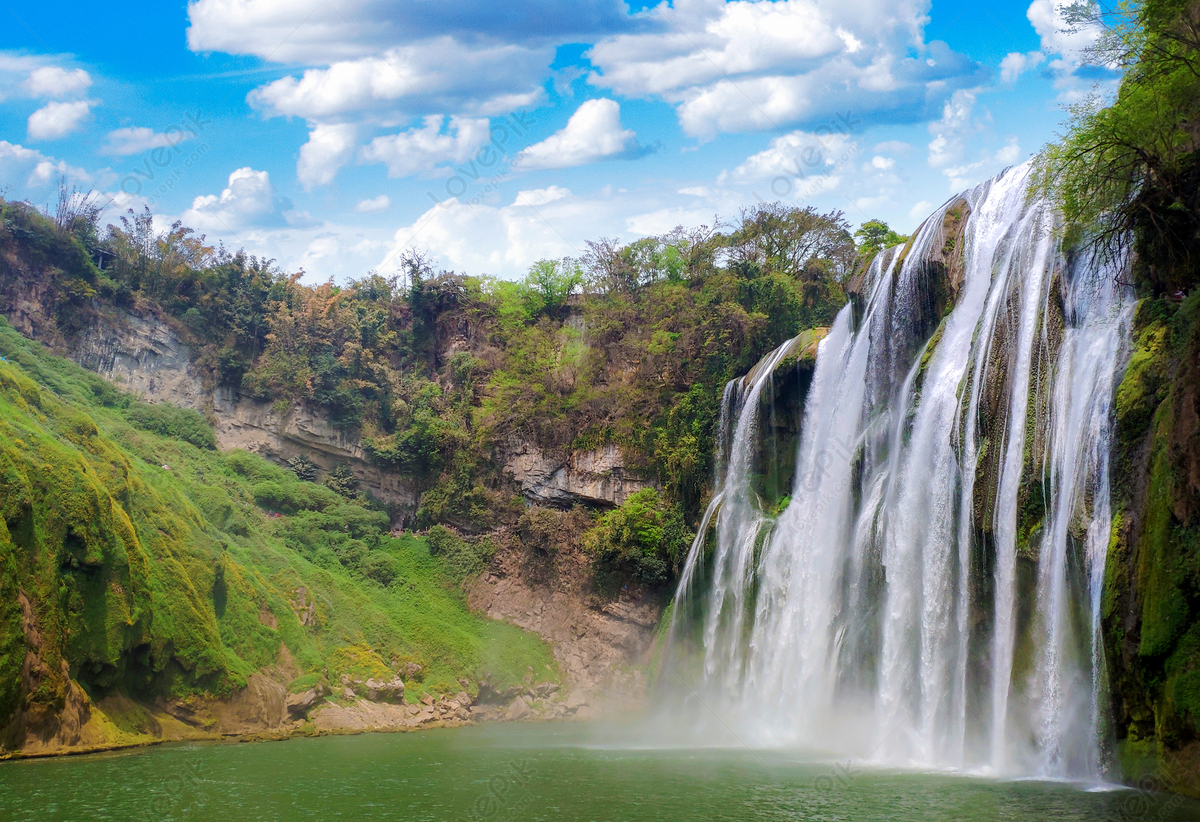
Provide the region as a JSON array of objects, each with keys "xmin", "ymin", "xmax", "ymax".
[{"xmin": 500, "ymin": 438, "xmax": 656, "ymax": 509}]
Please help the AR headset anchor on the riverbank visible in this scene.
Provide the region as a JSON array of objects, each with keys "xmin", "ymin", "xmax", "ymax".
[{"xmin": 0, "ymin": 682, "xmax": 603, "ymax": 761}]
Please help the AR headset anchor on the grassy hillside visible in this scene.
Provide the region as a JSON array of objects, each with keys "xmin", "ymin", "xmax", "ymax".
[{"xmin": 0, "ymin": 315, "xmax": 556, "ymax": 746}]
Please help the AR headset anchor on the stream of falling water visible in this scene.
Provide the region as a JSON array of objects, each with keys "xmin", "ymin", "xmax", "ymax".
[{"xmin": 663, "ymin": 163, "xmax": 1134, "ymax": 781}]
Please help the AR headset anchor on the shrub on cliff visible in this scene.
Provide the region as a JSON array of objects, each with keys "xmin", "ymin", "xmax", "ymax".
[
  {"xmin": 124, "ymin": 401, "xmax": 217, "ymax": 450},
  {"xmin": 585, "ymin": 489, "xmax": 692, "ymax": 591}
]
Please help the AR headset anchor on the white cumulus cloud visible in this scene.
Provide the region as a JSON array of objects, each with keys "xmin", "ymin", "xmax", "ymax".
[
  {"xmin": 1027, "ymin": 0, "xmax": 1098, "ymax": 62},
  {"xmin": 360, "ymin": 116, "xmax": 490, "ymax": 178},
  {"xmin": 927, "ymin": 92, "xmax": 1024, "ymax": 190},
  {"xmin": 27, "ymin": 100, "xmax": 93, "ymax": 141},
  {"xmin": 927, "ymin": 90, "xmax": 978, "ymax": 170},
  {"xmin": 297, "ymin": 123, "xmax": 357, "ymax": 189},
  {"xmin": 999, "ymin": 50, "xmax": 1046, "ymax": 83},
  {"xmin": 513, "ymin": 186, "xmax": 570, "ymax": 206},
  {"xmin": 587, "ymin": 0, "xmax": 982, "ymax": 138},
  {"xmin": 514, "ymin": 99, "xmax": 639, "ymax": 171},
  {"xmin": 101, "ymin": 126, "xmax": 197, "ymax": 156},
  {"xmin": 0, "ymin": 140, "xmax": 88, "ymax": 189},
  {"xmin": 356, "ymin": 194, "xmax": 391, "ymax": 213},
  {"xmin": 732, "ymin": 129, "xmax": 857, "ymax": 181},
  {"xmin": 183, "ymin": 167, "xmax": 280, "ymax": 232},
  {"xmin": 247, "ymin": 39, "xmax": 546, "ymax": 122},
  {"xmin": 25, "ymin": 66, "xmax": 92, "ymax": 97}
]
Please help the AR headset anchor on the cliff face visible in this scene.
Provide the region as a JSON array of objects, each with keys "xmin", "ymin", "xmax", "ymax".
[
  {"xmin": 500, "ymin": 439, "xmax": 655, "ymax": 509},
  {"xmin": 0, "ymin": 286, "xmax": 665, "ymax": 753},
  {"xmin": 50, "ymin": 305, "xmax": 657, "ymax": 517},
  {"xmin": 1106, "ymin": 293, "xmax": 1200, "ymax": 790},
  {"xmin": 65, "ymin": 309, "xmax": 418, "ymax": 510}
]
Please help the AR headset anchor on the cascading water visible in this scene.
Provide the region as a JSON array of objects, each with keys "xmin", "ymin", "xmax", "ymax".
[{"xmin": 662, "ymin": 162, "xmax": 1134, "ymax": 781}]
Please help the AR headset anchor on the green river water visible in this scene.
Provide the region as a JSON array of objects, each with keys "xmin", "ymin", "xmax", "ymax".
[{"xmin": 1, "ymin": 723, "xmax": 1198, "ymax": 821}]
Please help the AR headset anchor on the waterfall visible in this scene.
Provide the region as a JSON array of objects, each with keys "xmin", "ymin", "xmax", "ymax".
[{"xmin": 663, "ymin": 162, "xmax": 1134, "ymax": 781}]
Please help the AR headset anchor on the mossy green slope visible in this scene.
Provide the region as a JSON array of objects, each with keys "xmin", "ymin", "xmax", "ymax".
[
  {"xmin": 0, "ymin": 317, "xmax": 555, "ymax": 747},
  {"xmin": 1106, "ymin": 292, "xmax": 1200, "ymax": 790}
]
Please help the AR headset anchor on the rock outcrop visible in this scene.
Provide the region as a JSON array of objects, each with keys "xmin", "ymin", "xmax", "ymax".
[
  {"xmin": 501, "ymin": 439, "xmax": 655, "ymax": 508},
  {"xmin": 364, "ymin": 677, "xmax": 405, "ymax": 703},
  {"xmin": 466, "ymin": 533, "xmax": 659, "ymax": 709},
  {"xmin": 66, "ymin": 309, "xmax": 416, "ymax": 509}
]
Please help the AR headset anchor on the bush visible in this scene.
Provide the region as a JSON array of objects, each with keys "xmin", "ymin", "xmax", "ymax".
[
  {"xmin": 422, "ymin": 525, "xmax": 492, "ymax": 582},
  {"xmin": 252, "ymin": 479, "xmax": 341, "ymax": 514},
  {"xmin": 426, "ymin": 524, "xmax": 460, "ymax": 556},
  {"xmin": 362, "ymin": 551, "xmax": 403, "ymax": 586},
  {"xmin": 324, "ymin": 464, "xmax": 359, "ymax": 497},
  {"xmin": 287, "ymin": 454, "xmax": 318, "ymax": 482},
  {"xmin": 124, "ymin": 401, "xmax": 217, "ymax": 450},
  {"xmin": 585, "ymin": 489, "xmax": 692, "ymax": 589}
]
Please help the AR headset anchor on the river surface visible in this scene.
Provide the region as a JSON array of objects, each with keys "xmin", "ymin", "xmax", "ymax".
[{"xmin": 1, "ymin": 723, "xmax": 1197, "ymax": 821}]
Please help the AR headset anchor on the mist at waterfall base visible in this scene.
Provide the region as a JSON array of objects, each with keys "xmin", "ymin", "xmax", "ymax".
[{"xmin": 650, "ymin": 162, "xmax": 1135, "ymax": 785}]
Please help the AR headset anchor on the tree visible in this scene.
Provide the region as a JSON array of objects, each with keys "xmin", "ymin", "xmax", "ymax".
[
  {"xmin": 521, "ymin": 258, "xmax": 583, "ymax": 318},
  {"xmin": 854, "ymin": 219, "xmax": 908, "ymax": 259},
  {"xmin": 1035, "ymin": 0, "xmax": 1200, "ymax": 294},
  {"xmin": 727, "ymin": 203, "xmax": 856, "ymax": 281}
]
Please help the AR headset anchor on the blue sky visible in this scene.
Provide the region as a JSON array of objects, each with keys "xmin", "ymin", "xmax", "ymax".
[{"xmin": 0, "ymin": 0, "xmax": 1111, "ymax": 281}]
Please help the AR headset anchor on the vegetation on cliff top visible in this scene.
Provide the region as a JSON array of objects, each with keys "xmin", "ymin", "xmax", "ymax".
[
  {"xmin": 1037, "ymin": 0, "xmax": 1200, "ymax": 296},
  {"xmin": 2, "ymin": 195, "xmax": 858, "ymax": 546}
]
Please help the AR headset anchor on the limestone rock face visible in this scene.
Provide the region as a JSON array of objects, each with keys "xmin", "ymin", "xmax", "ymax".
[
  {"xmin": 213, "ymin": 673, "xmax": 288, "ymax": 734},
  {"xmin": 63, "ymin": 309, "xmax": 415, "ymax": 510},
  {"xmin": 505, "ymin": 697, "xmax": 529, "ymax": 721},
  {"xmin": 501, "ymin": 440, "xmax": 655, "ymax": 508}
]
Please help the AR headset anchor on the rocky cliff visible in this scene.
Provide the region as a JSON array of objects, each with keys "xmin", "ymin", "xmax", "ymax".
[{"xmin": 66, "ymin": 309, "xmax": 419, "ymax": 510}]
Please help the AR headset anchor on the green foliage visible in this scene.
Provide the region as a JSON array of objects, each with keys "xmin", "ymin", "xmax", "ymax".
[
  {"xmin": 1, "ymin": 190, "xmax": 853, "ymax": 572},
  {"xmin": 323, "ymin": 464, "xmax": 359, "ymax": 498},
  {"xmin": 854, "ymin": 219, "xmax": 909, "ymax": 259},
  {"xmin": 0, "ymin": 200, "xmax": 106, "ymax": 333},
  {"xmin": 424, "ymin": 526, "xmax": 494, "ymax": 582},
  {"xmin": 123, "ymin": 401, "xmax": 217, "ymax": 450},
  {"xmin": 585, "ymin": 489, "xmax": 692, "ymax": 590},
  {"xmin": 521, "ymin": 258, "xmax": 583, "ymax": 318},
  {"xmin": 252, "ymin": 479, "xmax": 342, "ymax": 515},
  {"xmin": 1035, "ymin": 0, "xmax": 1200, "ymax": 295},
  {"xmin": 363, "ymin": 380, "xmax": 467, "ymax": 482},
  {"xmin": 425, "ymin": 525, "xmax": 460, "ymax": 557},
  {"xmin": 287, "ymin": 454, "xmax": 318, "ymax": 482},
  {"xmin": 1106, "ymin": 287, "xmax": 1200, "ymax": 766}
]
